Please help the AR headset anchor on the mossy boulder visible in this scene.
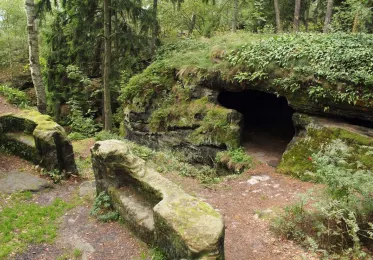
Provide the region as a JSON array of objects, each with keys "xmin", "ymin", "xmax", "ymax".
[
  {"xmin": 0, "ymin": 110, "xmax": 77, "ymax": 175},
  {"xmin": 278, "ymin": 113, "xmax": 373, "ymax": 180},
  {"xmin": 91, "ymin": 140, "xmax": 225, "ymax": 259}
]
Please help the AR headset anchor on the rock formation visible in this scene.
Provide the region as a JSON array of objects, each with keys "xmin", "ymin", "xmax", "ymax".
[{"xmin": 91, "ymin": 140, "xmax": 225, "ymax": 259}]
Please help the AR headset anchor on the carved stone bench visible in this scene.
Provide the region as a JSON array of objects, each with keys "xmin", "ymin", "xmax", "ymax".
[
  {"xmin": 0, "ymin": 110, "xmax": 77, "ymax": 176},
  {"xmin": 91, "ymin": 140, "xmax": 225, "ymax": 259}
]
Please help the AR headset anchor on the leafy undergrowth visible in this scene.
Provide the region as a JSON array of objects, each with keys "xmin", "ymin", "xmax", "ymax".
[
  {"xmin": 90, "ymin": 191, "xmax": 120, "ymax": 222},
  {"xmin": 0, "ymin": 192, "xmax": 76, "ymax": 258},
  {"xmin": 0, "ymin": 84, "xmax": 30, "ymax": 108},
  {"xmin": 216, "ymin": 147, "xmax": 253, "ymax": 174},
  {"xmin": 273, "ymin": 137, "xmax": 373, "ymax": 258}
]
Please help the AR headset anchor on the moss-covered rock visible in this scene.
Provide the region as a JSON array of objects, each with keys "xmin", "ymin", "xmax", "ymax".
[
  {"xmin": 0, "ymin": 110, "xmax": 77, "ymax": 175},
  {"xmin": 121, "ymin": 33, "xmax": 373, "ymax": 166},
  {"xmin": 91, "ymin": 140, "xmax": 225, "ymax": 259},
  {"xmin": 278, "ymin": 113, "xmax": 373, "ymax": 180}
]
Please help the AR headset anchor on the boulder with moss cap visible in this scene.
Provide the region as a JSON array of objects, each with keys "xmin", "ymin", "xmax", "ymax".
[{"xmin": 0, "ymin": 110, "xmax": 77, "ymax": 176}]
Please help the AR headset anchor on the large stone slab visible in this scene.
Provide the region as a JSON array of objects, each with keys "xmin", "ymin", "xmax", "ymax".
[
  {"xmin": 91, "ymin": 140, "xmax": 225, "ymax": 259},
  {"xmin": 0, "ymin": 171, "xmax": 51, "ymax": 193},
  {"xmin": 0, "ymin": 110, "xmax": 77, "ymax": 176}
]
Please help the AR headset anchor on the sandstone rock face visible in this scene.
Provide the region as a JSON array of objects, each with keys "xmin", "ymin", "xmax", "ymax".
[
  {"xmin": 91, "ymin": 140, "xmax": 225, "ymax": 259},
  {"xmin": 278, "ymin": 113, "xmax": 373, "ymax": 179},
  {"xmin": 0, "ymin": 110, "xmax": 77, "ymax": 176}
]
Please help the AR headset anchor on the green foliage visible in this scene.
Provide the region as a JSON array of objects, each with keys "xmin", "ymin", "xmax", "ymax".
[
  {"xmin": 68, "ymin": 132, "xmax": 87, "ymax": 141},
  {"xmin": 0, "ymin": 85, "xmax": 30, "ymax": 107},
  {"xmin": 0, "ymin": 193, "xmax": 72, "ymax": 258},
  {"xmin": 278, "ymin": 125, "xmax": 373, "ymax": 181},
  {"xmin": 94, "ymin": 130, "xmax": 122, "ymax": 141},
  {"xmin": 216, "ymin": 147, "xmax": 253, "ymax": 174},
  {"xmin": 90, "ymin": 191, "xmax": 120, "ymax": 222},
  {"xmin": 0, "ymin": 0, "xmax": 28, "ymax": 68},
  {"xmin": 274, "ymin": 138, "xmax": 373, "ymax": 257},
  {"xmin": 228, "ymin": 33, "xmax": 373, "ymax": 107},
  {"xmin": 67, "ymin": 100, "xmax": 100, "ymax": 138}
]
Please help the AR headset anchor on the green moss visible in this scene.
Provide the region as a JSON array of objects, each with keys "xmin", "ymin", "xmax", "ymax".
[
  {"xmin": 278, "ymin": 124, "xmax": 373, "ymax": 181},
  {"xmin": 121, "ymin": 62, "xmax": 175, "ymax": 113},
  {"xmin": 187, "ymin": 105, "xmax": 241, "ymax": 148}
]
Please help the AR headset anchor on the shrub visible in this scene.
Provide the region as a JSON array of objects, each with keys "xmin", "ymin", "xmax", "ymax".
[{"xmin": 67, "ymin": 100, "xmax": 100, "ymax": 137}]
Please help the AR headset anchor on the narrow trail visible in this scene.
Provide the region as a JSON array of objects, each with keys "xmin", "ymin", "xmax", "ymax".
[{"xmin": 0, "ymin": 97, "xmax": 318, "ymax": 259}]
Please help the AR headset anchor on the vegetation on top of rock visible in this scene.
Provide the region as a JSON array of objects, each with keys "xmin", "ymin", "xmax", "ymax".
[{"xmin": 229, "ymin": 33, "xmax": 373, "ymax": 107}]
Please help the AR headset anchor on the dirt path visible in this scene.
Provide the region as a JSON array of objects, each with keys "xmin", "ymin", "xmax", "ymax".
[
  {"xmin": 165, "ymin": 164, "xmax": 318, "ymax": 260},
  {"xmin": 0, "ymin": 95, "xmax": 20, "ymax": 115}
]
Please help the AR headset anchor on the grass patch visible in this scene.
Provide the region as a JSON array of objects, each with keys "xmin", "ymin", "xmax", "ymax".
[{"xmin": 0, "ymin": 192, "xmax": 75, "ymax": 259}]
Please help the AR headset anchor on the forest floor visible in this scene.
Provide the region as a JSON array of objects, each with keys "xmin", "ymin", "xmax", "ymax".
[{"xmin": 0, "ymin": 97, "xmax": 320, "ymax": 260}]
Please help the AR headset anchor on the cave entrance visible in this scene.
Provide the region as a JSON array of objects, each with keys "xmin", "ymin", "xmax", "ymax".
[{"xmin": 218, "ymin": 89, "xmax": 295, "ymax": 166}]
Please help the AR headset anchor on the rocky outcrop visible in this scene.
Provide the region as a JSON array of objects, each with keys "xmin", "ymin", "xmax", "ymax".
[
  {"xmin": 278, "ymin": 113, "xmax": 373, "ymax": 179},
  {"xmin": 0, "ymin": 110, "xmax": 77, "ymax": 176},
  {"xmin": 91, "ymin": 140, "xmax": 225, "ymax": 259},
  {"xmin": 124, "ymin": 86, "xmax": 243, "ymax": 166}
]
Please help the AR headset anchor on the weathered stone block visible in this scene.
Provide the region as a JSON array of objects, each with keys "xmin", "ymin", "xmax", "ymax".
[
  {"xmin": 91, "ymin": 140, "xmax": 225, "ymax": 259},
  {"xmin": 0, "ymin": 110, "xmax": 77, "ymax": 176}
]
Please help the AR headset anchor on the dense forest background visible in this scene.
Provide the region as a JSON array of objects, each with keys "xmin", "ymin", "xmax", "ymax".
[{"xmin": 1, "ymin": 0, "xmax": 373, "ymax": 135}]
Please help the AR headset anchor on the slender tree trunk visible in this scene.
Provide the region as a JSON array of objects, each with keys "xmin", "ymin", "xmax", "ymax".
[
  {"xmin": 323, "ymin": 0, "xmax": 334, "ymax": 33},
  {"xmin": 293, "ymin": 0, "xmax": 301, "ymax": 32},
  {"xmin": 150, "ymin": 0, "xmax": 158, "ymax": 56},
  {"xmin": 25, "ymin": 0, "xmax": 47, "ymax": 114},
  {"xmin": 274, "ymin": 0, "xmax": 282, "ymax": 33},
  {"xmin": 352, "ymin": 11, "xmax": 360, "ymax": 33},
  {"xmin": 103, "ymin": 0, "xmax": 112, "ymax": 131},
  {"xmin": 232, "ymin": 0, "xmax": 238, "ymax": 32}
]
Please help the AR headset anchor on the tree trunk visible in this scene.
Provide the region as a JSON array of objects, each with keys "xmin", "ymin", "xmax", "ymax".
[
  {"xmin": 25, "ymin": 0, "xmax": 47, "ymax": 114},
  {"xmin": 232, "ymin": 0, "xmax": 238, "ymax": 32},
  {"xmin": 103, "ymin": 0, "xmax": 112, "ymax": 131},
  {"xmin": 352, "ymin": 11, "xmax": 360, "ymax": 33},
  {"xmin": 150, "ymin": 0, "xmax": 158, "ymax": 56},
  {"xmin": 323, "ymin": 0, "xmax": 333, "ymax": 33},
  {"xmin": 293, "ymin": 0, "xmax": 301, "ymax": 32},
  {"xmin": 274, "ymin": 0, "xmax": 282, "ymax": 33}
]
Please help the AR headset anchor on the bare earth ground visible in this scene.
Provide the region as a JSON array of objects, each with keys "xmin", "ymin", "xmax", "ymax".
[{"xmin": 0, "ymin": 96, "xmax": 319, "ymax": 259}]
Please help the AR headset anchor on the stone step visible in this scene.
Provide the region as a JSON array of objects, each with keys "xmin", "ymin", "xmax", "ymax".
[{"xmin": 111, "ymin": 186, "xmax": 155, "ymax": 243}]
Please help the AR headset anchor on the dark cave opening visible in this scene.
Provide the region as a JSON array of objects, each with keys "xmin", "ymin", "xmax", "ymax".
[{"xmin": 218, "ymin": 89, "xmax": 296, "ymax": 166}]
